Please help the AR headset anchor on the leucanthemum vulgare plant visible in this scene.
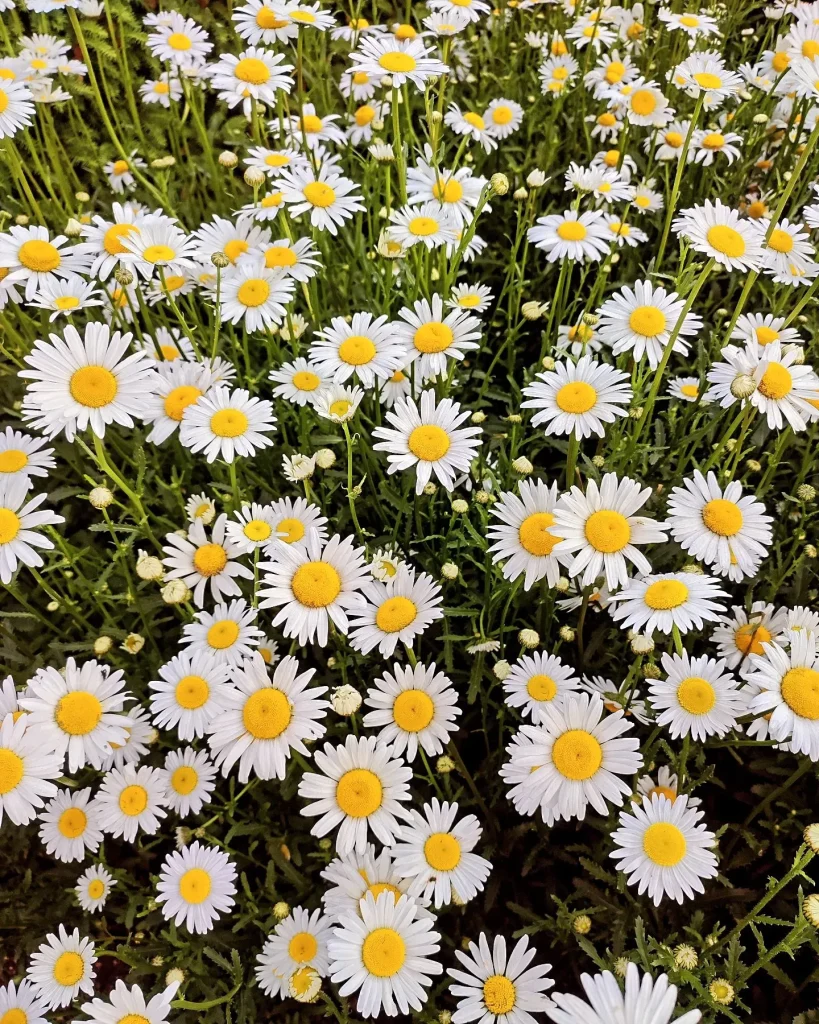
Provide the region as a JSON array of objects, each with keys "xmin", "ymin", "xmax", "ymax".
[{"xmin": 3, "ymin": 0, "xmax": 819, "ymax": 1021}]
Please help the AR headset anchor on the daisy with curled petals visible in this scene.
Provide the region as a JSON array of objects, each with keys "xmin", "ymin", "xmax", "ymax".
[
  {"xmin": 26, "ymin": 926, "xmax": 96, "ymax": 1009},
  {"xmin": 21, "ymin": 659, "xmax": 133, "ymax": 774},
  {"xmin": 298, "ymin": 734, "xmax": 412, "ymax": 854},
  {"xmin": 0, "ymin": 226, "xmax": 93, "ymax": 300},
  {"xmin": 711, "ymin": 601, "xmax": 786, "ymax": 675},
  {"xmin": 259, "ymin": 532, "xmax": 368, "ymax": 646},
  {"xmin": 349, "ymin": 568, "xmax": 445, "ymax": 658},
  {"xmin": 74, "ymin": 979, "xmax": 179, "ymax": 1024},
  {"xmin": 156, "ymin": 840, "xmax": 237, "ymax": 934},
  {"xmin": 219, "ymin": 258, "xmax": 295, "ymax": 330},
  {"xmin": 349, "ymin": 35, "xmax": 449, "ymax": 90},
  {"xmin": 527, "ymin": 210, "xmax": 611, "ymax": 263},
  {"xmin": 310, "ymin": 312, "xmax": 405, "ymax": 387},
  {"xmin": 269, "ymin": 357, "xmax": 331, "ymax": 406},
  {"xmin": 609, "ymin": 571, "xmax": 727, "ymax": 636},
  {"xmin": 672, "ymin": 199, "xmax": 764, "ymax": 271},
  {"xmin": 362, "ymin": 661, "xmax": 460, "ymax": 761},
  {"xmin": 553, "ymin": 473, "xmax": 668, "ymax": 591},
  {"xmin": 101, "ymin": 704, "xmax": 153, "ymax": 771},
  {"xmin": 144, "ymin": 362, "xmax": 215, "ymax": 445},
  {"xmin": 596, "ymin": 280, "xmax": 703, "ymax": 369},
  {"xmin": 448, "ymin": 933, "xmax": 553, "ymax": 1024},
  {"xmin": 267, "ymin": 495, "xmax": 328, "ymax": 549},
  {"xmin": 209, "ymin": 47, "xmax": 294, "ymax": 116},
  {"xmin": 389, "ymin": 202, "xmax": 460, "ymax": 251},
  {"xmin": 691, "ymin": 128, "xmax": 743, "ymax": 165},
  {"xmin": 315, "ymin": 383, "xmax": 365, "ymax": 424},
  {"xmin": 255, "ymin": 907, "xmax": 331, "ymax": 1000},
  {"xmin": 665, "ymin": 470, "xmax": 773, "ymax": 580},
  {"xmin": 610, "ymin": 794, "xmax": 718, "ymax": 906},
  {"xmin": 274, "ymin": 165, "xmax": 365, "ymax": 235},
  {"xmin": 76, "ymin": 865, "xmax": 116, "ymax": 912},
  {"xmin": 328, "ymin": 891, "xmax": 443, "ymax": 1017},
  {"xmin": 321, "ymin": 846, "xmax": 433, "ymax": 923},
  {"xmin": 444, "ymin": 105, "xmax": 498, "ymax": 153},
  {"xmin": 181, "ymin": 599, "xmax": 264, "ymax": 667},
  {"xmin": 20, "ymin": 322, "xmax": 158, "ymax": 441},
  {"xmin": 373, "ymin": 390, "xmax": 482, "ymax": 495},
  {"xmin": 38, "ymin": 787, "xmax": 103, "ymax": 863},
  {"xmin": 393, "ymin": 799, "xmax": 491, "ymax": 908},
  {"xmin": 502, "ymin": 652, "xmax": 581, "ymax": 723},
  {"xmin": 546, "ymin": 962, "xmax": 702, "ymax": 1024},
  {"xmin": 95, "ymin": 764, "xmax": 168, "ymax": 842},
  {"xmin": 672, "ymin": 51, "xmax": 743, "ymax": 106},
  {"xmin": 260, "ymin": 236, "xmax": 322, "ymax": 280},
  {"xmin": 747, "ymin": 631, "xmax": 819, "ymax": 759},
  {"xmin": 0, "ymin": 981, "xmax": 48, "ymax": 1024},
  {"xmin": 161, "ymin": 513, "xmax": 253, "ymax": 607},
  {"xmin": 522, "ymin": 355, "xmax": 632, "ymax": 439},
  {"xmin": 163, "ymin": 747, "xmax": 217, "ymax": 817},
  {"xmin": 648, "ymin": 651, "xmax": 744, "ymax": 741},
  {"xmin": 148, "ymin": 650, "xmax": 231, "ymax": 740},
  {"xmin": 488, "ymin": 479, "xmax": 571, "ymax": 590},
  {"xmin": 180, "ymin": 386, "xmax": 276, "ymax": 463},
  {"xmin": 0, "ymin": 477, "xmax": 63, "ymax": 585},
  {"xmin": 0, "ymin": 714, "xmax": 61, "ymax": 826},
  {"xmin": 749, "ymin": 340, "xmax": 819, "ymax": 431},
  {"xmin": 0, "ymin": 428, "xmax": 54, "ymax": 489},
  {"xmin": 207, "ymin": 652, "xmax": 327, "ymax": 781},
  {"xmin": 392, "ymin": 294, "xmax": 482, "ymax": 380}
]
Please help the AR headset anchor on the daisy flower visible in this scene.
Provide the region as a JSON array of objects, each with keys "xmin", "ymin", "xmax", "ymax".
[
  {"xmin": 362, "ymin": 661, "xmax": 460, "ymax": 761},
  {"xmin": 502, "ymin": 652, "xmax": 581, "ymax": 722},
  {"xmin": 711, "ymin": 601, "xmax": 786, "ymax": 674},
  {"xmin": 21, "ymin": 659, "xmax": 133, "ymax": 773},
  {"xmin": 0, "ymin": 79, "xmax": 35, "ymax": 138},
  {"xmin": 321, "ymin": 846, "xmax": 432, "ymax": 923},
  {"xmin": 539, "ymin": 54, "xmax": 579, "ymax": 95},
  {"xmin": 522, "ymin": 355, "xmax": 632, "ymax": 439},
  {"xmin": 186, "ymin": 492, "xmax": 216, "ymax": 526},
  {"xmin": 20, "ymin": 322, "xmax": 158, "ymax": 441},
  {"xmin": 139, "ymin": 73, "xmax": 182, "ymax": 107},
  {"xmin": 0, "ymin": 981, "xmax": 48, "ymax": 1024},
  {"xmin": 209, "ymin": 47, "xmax": 294, "ymax": 115},
  {"xmin": 749, "ymin": 341, "xmax": 819, "ymax": 431},
  {"xmin": 103, "ymin": 154, "xmax": 147, "ymax": 194},
  {"xmin": 148, "ymin": 651, "xmax": 231, "ymax": 740},
  {"xmin": 483, "ymin": 97, "xmax": 523, "ymax": 138},
  {"xmin": 310, "ymin": 312, "xmax": 405, "ymax": 386},
  {"xmin": 314, "ymin": 383, "xmax": 365, "ymax": 424},
  {"xmin": 74, "ymin": 979, "xmax": 179, "ymax": 1024},
  {"xmin": 488, "ymin": 479, "xmax": 571, "ymax": 590},
  {"xmin": 349, "ymin": 568, "xmax": 445, "ymax": 658},
  {"xmin": 632, "ymin": 180, "xmax": 664, "ymax": 212},
  {"xmin": 448, "ymin": 933, "xmax": 554, "ymax": 1024},
  {"xmin": 580, "ymin": 673, "xmax": 651, "ymax": 725},
  {"xmin": 393, "ymin": 798, "xmax": 491, "ymax": 907},
  {"xmin": 666, "ymin": 470, "xmax": 773, "ymax": 580},
  {"xmin": 192, "ymin": 215, "xmax": 271, "ymax": 266},
  {"xmin": 259, "ymin": 236, "xmax": 321, "ymax": 280},
  {"xmin": 406, "ymin": 149, "xmax": 487, "ymax": 229},
  {"xmin": 120, "ymin": 220, "xmax": 199, "ymax": 281},
  {"xmin": 219, "ymin": 258, "xmax": 295, "ymax": 331},
  {"xmin": 447, "ymin": 282, "xmax": 493, "ymax": 313},
  {"xmin": 747, "ymin": 631, "xmax": 819, "ymax": 758},
  {"xmin": 267, "ymin": 495, "xmax": 328, "ymax": 548},
  {"xmin": 224, "ymin": 502, "xmax": 279, "ymax": 554},
  {"xmin": 389, "ymin": 202, "xmax": 461, "ymax": 251},
  {"xmin": 691, "ymin": 128, "xmax": 743, "ymax": 165},
  {"xmin": 38, "ymin": 787, "xmax": 103, "ymax": 863},
  {"xmin": 182, "ymin": 385, "xmax": 277, "ymax": 463},
  {"xmin": 95, "ymin": 764, "xmax": 168, "ymax": 842},
  {"xmin": 29, "ymin": 273, "xmax": 103, "ymax": 321},
  {"xmin": 596, "ymin": 280, "xmax": 703, "ymax": 369},
  {"xmin": 0, "ymin": 714, "xmax": 61, "ymax": 826},
  {"xmin": 673, "ymin": 199, "xmax": 764, "ymax": 271},
  {"xmin": 0, "ymin": 226, "xmax": 93, "ymax": 300},
  {"xmin": 603, "ymin": 216, "xmax": 648, "ymax": 248},
  {"xmin": 274, "ymin": 165, "xmax": 365, "ymax": 235},
  {"xmin": 156, "ymin": 840, "xmax": 237, "ymax": 934},
  {"xmin": 269, "ymin": 357, "xmax": 332, "ymax": 406},
  {"xmin": 373, "ymin": 390, "xmax": 483, "ymax": 495},
  {"xmin": 620, "ymin": 79, "xmax": 673, "ymax": 127},
  {"xmin": 444, "ymin": 104, "xmax": 498, "ymax": 152},
  {"xmin": 255, "ymin": 907, "xmax": 332, "ymax": 998},
  {"xmin": 298, "ymin": 734, "xmax": 412, "ymax": 854},
  {"xmin": 673, "ymin": 51, "xmax": 744, "ymax": 106},
  {"xmin": 268, "ymin": 1, "xmax": 336, "ymax": 33},
  {"xmin": 668, "ymin": 376, "xmax": 705, "ymax": 402},
  {"xmin": 143, "ymin": 361, "xmax": 215, "ymax": 445},
  {"xmin": 546, "ymin": 963, "xmax": 702, "ymax": 1024},
  {"xmin": 163, "ymin": 747, "xmax": 218, "ymax": 817},
  {"xmin": 609, "ymin": 572, "xmax": 728, "ymax": 636},
  {"xmin": 208, "ymin": 652, "xmax": 328, "ymax": 781},
  {"xmin": 26, "ymin": 926, "xmax": 96, "ymax": 1009},
  {"xmin": 759, "ymin": 217, "xmax": 816, "ymax": 277},
  {"xmin": 635, "ymin": 765, "xmax": 694, "ymax": 806},
  {"xmin": 648, "ymin": 651, "xmax": 744, "ymax": 740},
  {"xmin": 234, "ymin": 0, "xmax": 299, "ymax": 45},
  {"xmin": 146, "ymin": 15, "xmax": 213, "ymax": 66},
  {"xmin": 528, "ymin": 210, "xmax": 611, "ymax": 263},
  {"xmin": 0, "ymin": 477, "xmax": 63, "ymax": 584},
  {"xmin": 391, "ymin": 294, "xmax": 482, "ymax": 380},
  {"xmin": 731, "ymin": 312, "xmax": 802, "ymax": 349},
  {"xmin": 161, "ymin": 513, "xmax": 253, "ymax": 607},
  {"xmin": 610, "ymin": 794, "xmax": 718, "ymax": 905},
  {"xmin": 349, "ymin": 35, "xmax": 449, "ymax": 90},
  {"xmin": 584, "ymin": 50, "xmax": 637, "ymax": 97},
  {"xmin": 658, "ymin": 8, "xmax": 719, "ymax": 38},
  {"xmin": 328, "ymin": 891, "xmax": 443, "ymax": 1017},
  {"xmin": 553, "ymin": 473, "xmax": 668, "ymax": 590},
  {"xmin": 244, "ymin": 144, "xmax": 303, "ymax": 176},
  {"xmin": 75, "ymin": 865, "xmax": 116, "ymax": 912},
  {"xmin": 259, "ymin": 532, "xmax": 369, "ymax": 646},
  {"xmin": 181, "ymin": 599, "xmax": 264, "ymax": 667}
]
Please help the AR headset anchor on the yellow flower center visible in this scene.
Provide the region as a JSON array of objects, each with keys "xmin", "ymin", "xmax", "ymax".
[
  {"xmin": 69, "ymin": 365, "xmax": 118, "ymax": 409},
  {"xmin": 518, "ymin": 511, "xmax": 561, "ymax": 556},
  {"xmin": 555, "ymin": 381, "xmax": 598, "ymax": 414},
  {"xmin": 702, "ymin": 498, "xmax": 743, "ymax": 536},
  {"xmin": 329, "ymin": 399, "xmax": 352, "ymax": 418},
  {"xmin": 87, "ymin": 879, "xmax": 105, "ymax": 899},
  {"xmin": 339, "ymin": 335, "xmax": 377, "ymax": 365},
  {"xmin": 734, "ymin": 622, "xmax": 771, "ymax": 655},
  {"xmin": 362, "ymin": 927, "xmax": 406, "ymax": 977},
  {"xmin": 0, "ymin": 748, "xmax": 23, "ymax": 795},
  {"xmin": 291, "ymin": 9, "xmax": 316, "ymax": 21},
  {"xmin": 768, "ymin": 228, "xmax": 794, "ymax": 253},
  {"xmin": 378, "ymin": 51, "xmax": 417, "ymax": 73},
  {"xmin": 755, "ymin": 326, "xmax": 779, "ymax": 345},
  {"xmin": 584, "ymin": 509, "xmax": 630, "ymax": 552},
  {"xmin": 243, "ymin": 688, "xmax": 292, "ymax": 738},
  {"xmin": 19, "ymin": 239, "xmax": 61, "ymax": 273},
  {"xmin": 702, "ymin": 132, "xmax": 725, "ymax": 150},
  {"xmin": 276, "ymin": 517, "xmax": 306, "ymax": 543},
  {"xmin": 643, "ymin": 579, "xmax": 689, "ymax": 609},
  {"xmin": 631, "ymin": 89, "xmax": 657, "ymax": 115},
  {"xmin": 154, "ymin": 82, "xmax": 170, "ymax": 94},
  {"xmin": 58, "ymin": 807, "xmax": 87, "ymax": 838},
  {"xmin": 336, "ymin": 767, "xmax": 383, "ymax": 817},
  {"xmin": 303, "ymin": 181, "xmax": 336, "ymax": 207},
  {"xmin": 368, "ymin": 881, "xmax": 402, "ymax": 900},
  {"xmin": 803, "ymin": 39, "xmax": 819, "ymax": 57},
  {"xmin": 164, "ymin": 385, "xmax": 202, "ymax": 422},
  {"xmin": 0, "ymin": 449, "xmax": 27, "ymax": 474},
  {"xmin": 677, "ymin": 676, "xmax": 716, "ymax": 714},
  {"xmin": 408, "ymin": 425, "xmax": 450, "ymax": 461},
  {"xmin": 0, "ymin": 508, "xmax": 20, "ymax": 545},
  {"xmin": 663, "ymin": 131, "xmax": 683, "ymax": 148},
  {"xmin": 288, "ymin": 932, "xmax": 318, "ymax": 962},
  {"xmin": 175, "ymin": 674, "xmax": 210, "ymax": 710},
  {"xmin": 605, "ymin": 60, "xmax": 627, "ymax": 83},
  {"xmin": 679, "ymin": 14, "xmax": 699, "ymax": 26},
  {"xmin": 261, "ymin": 192, "xmax": 283, "ymax": 209},
  {"xmin": 781, "ymin": 667, "xmax": 819, "ymax": 719},
  {"xmin": 628, "ymin": 304, "xmax": 666, "ymax": 337},
  {"xmin": 556, "ymin": 220, "xmax": 586, "ymax": 241},
  {"xmin": 424, "ymin": 832, "xmax": 461, "ymax": 870},
  {"xmin": 119, "ymin": 784, "xmax": 148, "ymax": 816},
  {"xmin": 167, "ymin": 32, "xmax": 192, "ymax": 50},
  {"xmin": 414, "ymin": 322, "xmax": 453, "ymax": 353},
  {"xmin": 142, "ymin": 244, "xmax": 176, "ymax": 264},
  {"xmin": 395, "ymin": 23, "xmax": 416, "ymax": 39},
  {"xmin": 237, "ymin": 278, "xmax": 270, "ymax": 307},
  {"xmin": 179, "ymin": 867, "xmax": 211, "ymax": 903},
  {"xmin": 527, "ymin": 674, "xmax": 557, "ymax": 702},
  {"xmin": 694, "ymin": 72, "xmax": 722, "ymax": 90},
  {"xmin": 483, "ymin": 976, "xmax": 516, "ymax": 1015},
  {"xmin": 492, "ymin": 104, "xmax": 513, "ymax": 124},
  {"xmin": 355, "ymin": 104, "xmax": 376, "ymax": 126},
  {"xmin": 207, "ymin": 620, "xmax": 240, "ymax": 649},
  {"xmin": 408, "ymin": 216, "xmax": 439, "ymax": 237},
  {"xmin": 643, "ymin": 822, "xmax": 687, "ymax": 865},
  {"xmin": 244, "ymin": 518, "xmax": 272, "ymax": 542},
  {"xmin": 265, "ymin": 152, "xmax": 291, "ymax": 167},
  {"xmin": 647, "ymin": 784, "xmax": 676, "ymax": 802},
  {"xmin": 193, "ymin": 542, "xmax": 228, "ymax": 576},
  {"xmin": 352, "ymin": 70, "xmax": 369, "ymax": 85},
  {"xmin": 392, "ymin": 688, "xmax": 434, "ymax": 732},
  {"xmin": 598, "ymin": 112, "xmax": 617, "ymax": 127},
  {"xmin": 104, "ymin": 222, "xmax": 139, "ymax": 256},
  {"xmin": 552, "ymin": 67, "xmax": 569, "ymax": 81},
  {"xmin": 706, "ymin": 225, "xmax": 745, "ymax": 258},
  {"xmin": 551, "ymin": 729, "xmax": 603, "ymax": 780},
  {"xmin": 291, "ymin": 561, "xmax": 342, "ymax": 607},
  {"xmin": 459, "ymin": 294, "xmax": 482, "ymax": 307},
  {"xmin": 300, "ymin": 114, "xmax": 323, "ymax": 133},
  {"xmin": 772, "ymin": 50, "xmax": 790, "ymax": 72},
  {"xmin": 463, "ymin": 112, "xmax": 486, "ymax": 130},
  {"xmin": 289, "ymin": 372, "xmax": 320, "ymax": 396},
  {"xmin": 432, "ymin": 177, "xmax": 464, "ymax": 203},
  {"xmin": 235, "ymin": 57, "xmax": 270, "ymax": 84},
  {"xmin": 53, "ymin": 951, "xmax": 85, "ymax": 987},
  {"xmin": 681, "ymin": 384, "xmax": 699, "ymax": 397},
  {"xmin": 171, "ymin": 765, "xmax": 198, "ymax": 794},
  {"xmin": 210, "ymin": 408, "xmax": 250, "ymax": 438},
  {"xmin": 375, "ymin": 596, "xmax": 418, "ymax": 634},
  {"xmin": 224, "ymin": 238, "xmax": 249, "ymax": 264},
  {"xmin": 55, "ymin": 691, "xmax": 103, "ymax": 736},
  {"xmin": 53, "ymin": 295, "xmax": 80, "ymax": 310},
  {"xmin": 111, "ymin": 160, "xmax": 130, "ymax": 176}
]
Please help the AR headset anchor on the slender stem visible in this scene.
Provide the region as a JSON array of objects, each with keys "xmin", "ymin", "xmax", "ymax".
[{"xmin": 654, "ymin": 93, "xmax": 704, "ymax": 274}]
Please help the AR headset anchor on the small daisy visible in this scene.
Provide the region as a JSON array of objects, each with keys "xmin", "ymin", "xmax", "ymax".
[
  {"xmin": 731, "ymin": 312, "xmax": 802, "ymax": 350},
  {"xmin": 747, "ymin": 631, "xmax": 819, "ymax": 759},
  {"xmin": 539, "ymin": 54, "xmax": 579, "ymax": 95},
  {"xmin": 603, "ymin": 216, "xmax": 648, "ymax": 248},
  {"xmin": 0, "ymin": 226, "xmax": 93, "ymax": 300},
  {"xmin": 448, "ymin": 933, "xmax": 554, "ymax": 1024},
  {"xmin": 0, "ymin": 477, "xmax": 63, "ymax": 585},
  {"xmin": 149, "ymin": 651, "xmax": 231, "ymax": 741},
  {"xmin": 26, "ymin": 926, "xmax": 96, "ymax": 1009},
  {"xmin": 255, "ymin": 907, "xmax": 331, "ymax": 998},
  {"xmin": 156, "ymin": 840, "xmax": 237, "ymax": 934},
  {"xmin": 522, "ymin": 355, "xmax": 632, "ymax": 439},
  {"xmin": 327, "ymin": 891, "xmax": 443, "ymax": 1017},
  {"xmin": 349, "ymin": 568, "xmax": 444, "ymax": 658},
  {"xmin": 298, "ymin": 734, "xmax": 413, "ymax": 854},
  {"xmin": 38, "ymin": 787, "xmax": 103, "ymax": 863},
  {"xmin": 444, "ymin": 104, "xmax": 498, "ymax": 153},
  {"xmin": 447, "ymin": 282, "xmax": 493, "ymax": 313},
  {"xmin": 321, "ymin": 846, "xmax": 431, "ymax": 923},
  {"xmin": 635, "ymin": 765, "xmax": 694, "ymax": 806},
  {"xmin": 632, "ymin": 180, "xmax": 664, "ymax": 213},
  {"xmin": 373, "ymin": 389, "xmax": 483, "ymax": 495},
  {"xmin": 610, "ymin": 794, "xmax": 718, "ymax": 905},
  {"xmin": 310, "ymin": 312, "xmax": 405, "ymax": 387},
  {"xmin": 74, "ymin": 979, "xmax": 179, "ymax": 1024},
  {"xmin": 349, "ymin": 35, "xmax": 449, "ymax": 90},
  {"xmin": 143, "ymin": 362, "xmax": 215, "ymax": 446},
  {"xmin": 95, "ymin": 764, "xmax": 168, "ymax": 842},
  {"xmin": 673, "ymin": 199, "xmax": 764, "ymax": 271},
  {"xmin": 162, "ymin": 513, "xmax": 253, "ymax": 607},
  {"xmin": 528, "ymin": 210, "xmax": 611, "ymax": 263},
  {"xmin": 665, "ymin": 470, "xmax": 773, "ymax": 579},
  {"xmin": 711, "ymin": 601, "xmax": 786, "ymax": 674},
  {"xmin": 314, "ymin": 383, "xmax": 365, "ymax": 424},
  {"xmin": 389, "ymin": 202, "xmax": 461, "ymax": 250},
  {"xmin": 209, "ymin": 47, "xmax": 294, "ymax": 115},
  {"xmin": 274, "ymin": 165, "xmax": 365, "ymax": 235},
  {"xmin": 0, "ymin": 981, "xmax": 48, "ymax": 1024},
  {"xmin": 192, "ymin": 215, "xmax": 271, "ymax": 266},
  {"xmin": 0, "ymin": 79, "xmax": 35, "ymax": 138},
  {"xmin": 659, "ymin": 8, "xmax": 719, "ymax": 38},
  {"xmin": 691, "ymin": 128, "xmax": 743, "ymax": 165},
  {"xmin": 0, "ymin": 714, "xmax": 61, "ymax": 826},
  {"xmin": 269, "ymin": 358, "xmax": 332, "ymax": 407},
  {"xmin": 759, "ymin": 217, "xmax": 816, "ymax": 277},
  {"xmin": 362, "ymin": 661, "xmax": 460, "ymax": 761},
  {"xmin": 483, "ymin": 97, "xmax": 523, "ymax": 138},
  {"xmin": 208, "ymin": 653, "xmax": 328, "ymax": 782},
  {"xmin": 488, "ymin": 480, "xmax": 571, "ymax": 590},
  {"xmin": 648, "ymin": 651, "xmax": 744, "ymax": 740},
  {"xmin": 186, "ymin": 492, "xmax": 216, "ymax": 526},
  {"xmin": 139, "ymin": 72, "xmax": 182, "ymax": 107},
  {"xmin": 219, "ymin": 259, "xmax": 295, "ymax": 331},
  {"xmin": 181, "ymin": 599, "xmax": 264, "ymax": 667},
  {"xmin": 503, "ymin": 652, "xmax": 581, "ymax": 723},
  {"xmin": 553, "ymin": 473, "xmax": 668, "ymax": 590},
  {"xmin": 146, "ymin": 15, "xmax": 213, "ymax": 66},
  {"xmin": 224, "ymin": 502, "xmax": 279, "ymax": 555},
  {"xmin": 750, "ymin": 341, "xmax": 819, "ymax": 431},
  {"xmin": 267, "ymin": 495, "xmax": 328, "ymax": 548},
  {"xmin": 75, "ymin": 865, "xmax": 116, "ymax": 912},
  {"xmin": 120, "ymin": 220, "xmax": 199, "ymax": 281},
  {"xmin": 259, "ymin": 236, "xmax": 321, "ymax": 280},
  {"xmin": 391, "ymin": 294, "xmax": 482, "ymax": 380},
  {"xmin": 609, "ymin": 572, "xmax": 727, "ymax": 636},
  {"xmin": 546, "ymin": 963, "xmax": 702, "ymax": 1024},
  {"xmin": 259, "ymin": 533, "xmax": 369, "ymax": 646},
  {"xmin": 29, "ymin": 274, "xmax": 103, "ymax": 321},
  {"xmin": 103, "ymin": 154, "xmax": 147, "ymax": 194},
  {"xmin": 406, "ymin": 150, "xmax": 487, "ymax": 229},
  {"xmin": 596, "ymin": 280, "xmax": 703, "ymax": 369},
  {"xmin": 163, "ymin": 747, "xmax": 218, "ymax": 817},
  {"xmin": 668, "ymin": 376, "xmax": 704, "ymax": 402}
]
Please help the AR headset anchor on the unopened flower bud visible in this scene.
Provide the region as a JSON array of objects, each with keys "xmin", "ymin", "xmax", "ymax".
[
  {"xmin": 94, "ymin": 635, "xmax": 113, "ymax": 655},
  {"xmin": 513, "ymin": 187, "xmax": 529, "ymax": 201},
  {"xmin": 559, "ymin": 625, "xmax": 575, "ymax": 642},
  {"xmin": 15, "ymin": 215, "xmax": 29, "ymax": 226},
  {"xmin": 211, "ymin": 251, "xmax": 230, "ymax": 269},
  {"xmin": 673, "ymin": 944, "xmax": 698, "ymax": 969},
  {"xmin": 475, "ymin": 489, "xmax": 491, "ymax": 504},
  {"xmin": 542, "ymin": 356, "xmax": 556, "ymax": 369},
  {"xmin": 573, "ymin": 914, "xmax": 591, "ymax": 935},
  {"xmin": 64, "ymin": 217, "xmax": 83, "ymax": 237},
  {"xmin": 331, "ymin": 684, "xmax": 361, "ymax": 716},
  {"xmin": 162, "ymin": 579, "xmax": 191, "ymax": 604},
  {"xmin": 803, "ymin": 893, "xmax": 819, "ymax": 927},
  {"xmin": 709, "ymin": 979, "xmax": 734, "ymax": 1006},
  {"xmin": 730, "ymin": 373, "xmax": 757, "ymax": 399},
  {"xmin": 630, "ymin": 634, "xmax": 654, "ymax": 654},
  {"xmin": 490, "ymin": 172, "xmax": 510, "ymax": 195},
  {"xmin": 527, "ymin": 169, "xmax": 547, "ymax": 187},
  {"xmin": 437, "ymin": 754, "xmax": 455, "ymax": 774},
  {"xmin": 521, "ymin": 300, "xmax": 545, "ymax": 320},
  {"xmin": 452, "ymin": 499, "xmax": 469, "ymax": 513},
  {"xmin": 746, "ymin": 458, "xmax": 762, "ymax": 472},
  {"xmin": 518, "ymin": 628, "xmax": 539, "ymax": 648},
  {"xmin": 430, "ymin": 109, "xmax": 443, "ymax": 124},
  {"xmin": 136, "ymin": 551, "xmax": 164, "ymax": 581},
  {"xmin": 423, "ymin": 482, "xmax": 437, "ymax": 495},
  {"xmin": 75, "ymin": 190, "xmax": 91, "ymax": 202},
  {"xmin": 314, "ymin": 448, "xmax": 336, "ymax": 469},
  {"xmin": 753, "ymin": 112, "xmax": 768, "ymax": 124},
  {"xmin": 493, "ymin": 660, "xmax": 511, "ymax": 680},
  {"xmin": 643, "ymin": 662, "xmax": 661, "ymax": 679},
  {"xmin": 592, "ymin": 455, "xmax": 605, "ymax": 467},
  {"xmin": 151, "ymin": 155, "xmax": 176, "ymax": 169},
  {"xmin": 122, "ymin": 632, "xmax": 145, "ymax": 655},
  {"xmin": 441, "ymin": 561, "xmax": 459, "ymax": 580},
  {"xmin": 244, "ymin": 166, "xmax": 266, "ymax": 187},
  {"xmin": 89, "ymin": 486, "xmax": 114, "ymax": 509},
  {"xmin": 218, "ymin": 150, "xmax": 238, "ymax": 168},
  {"xmin": 114, "ymin": 266, "xmax": 134, "ymax": 286},
  {"xmin": 512, "ymin": 456, "xmax": 533, "ymax": 475},
  {"xmin": 273, "ymin": 901, "xmax": 290, "ymax": 920},
  {"xmin": 555, "ymin": 576, "xmax": 570, "ymax": 593},
  {"xmin": 798, "ymin": 484, "xmax": 816, "ymax": 502}
]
